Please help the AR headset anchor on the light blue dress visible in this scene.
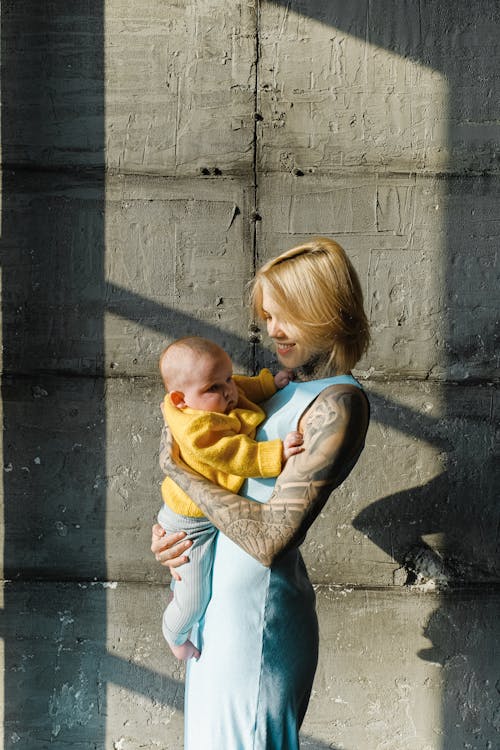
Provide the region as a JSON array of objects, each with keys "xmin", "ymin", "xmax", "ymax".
[{"xmin": 184, "ymin": 375, "xmax": 363, "ymax": 750}]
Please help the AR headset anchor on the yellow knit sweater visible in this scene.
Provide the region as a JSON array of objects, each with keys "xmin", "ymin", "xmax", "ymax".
[{"xmin": 161, "ymin": 369, "xmax": 282, "ymax": 517}]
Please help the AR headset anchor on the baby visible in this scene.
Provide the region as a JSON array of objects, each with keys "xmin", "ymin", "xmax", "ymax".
[{"xmin": 158, "ymin": 336, "xmax": 303, "ymax": 659}]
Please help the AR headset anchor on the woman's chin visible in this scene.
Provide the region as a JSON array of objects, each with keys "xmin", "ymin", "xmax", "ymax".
[
  {"xmin": 276, "ymin": 346, "xmax": 303, "ymax": 368},
  {"xmin": 277, "ymin": 354, "xmax": 299, "ymax": 369}
]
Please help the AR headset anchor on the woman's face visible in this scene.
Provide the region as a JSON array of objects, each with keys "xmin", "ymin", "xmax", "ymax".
[{"xmin": 261, "ymin": 288, "xmax": 316, "ymax": 370}]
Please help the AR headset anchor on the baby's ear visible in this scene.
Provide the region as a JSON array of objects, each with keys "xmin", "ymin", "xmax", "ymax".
[{"xmin": 169, "ymin": 391, "xmax": 187, "ymax": 409}]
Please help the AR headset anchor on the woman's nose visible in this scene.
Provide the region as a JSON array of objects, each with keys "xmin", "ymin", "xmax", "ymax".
[{"xmin": 267, "ymin": 317, "xmax": 280, "ymax": 337}]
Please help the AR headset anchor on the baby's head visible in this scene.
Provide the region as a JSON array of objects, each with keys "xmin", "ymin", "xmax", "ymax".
[{"xmin": 159, "ymin": 336, "xmax": 239, "ymax": 414}]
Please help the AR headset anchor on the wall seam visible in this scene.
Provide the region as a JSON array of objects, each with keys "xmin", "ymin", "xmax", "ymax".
[{"xmin": 251, "ymin": 0, "xmax": 261, "ymax": 374}]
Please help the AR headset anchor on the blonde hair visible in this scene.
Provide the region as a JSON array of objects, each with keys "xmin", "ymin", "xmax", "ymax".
[
  {"xmin": 250, "ymin": 237, "xmax": 370, "ymax": 374},
  {"xmin": 159, "ymin": 336, "xmax": 227, "ymax": 390}
]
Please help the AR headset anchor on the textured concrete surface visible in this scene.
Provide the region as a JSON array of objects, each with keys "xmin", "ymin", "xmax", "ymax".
[
  {"xmin": 2, "ymin": 376, "xmax": 498, "ymax": 586},
  {"xmin": 257, "ymin": 171, "xmax": 500, "ymax": 381},
  {"xmin": 4, "ymin": 170, "xmax": 498, "ymax": 381},
  {"xmin": 259, "ymin": 1, "xmax": 500, "ymax": 174},
  {"xmin": 104, "ymin": 1, "xmax": 256, "ymax": 175},
  {"xmin": 1, "ymin": 172, "xmax": 254, "ymax": 377},
  {"xmin": 3, "ymin": 583, "xmax": 500, "ymax": 750},
  {"xmin": 2, "ymin": 1, "xmax": 256, "ymax": 174},
  {"xmin": 2, "ymin": 1, "xmax": 499, "ymax": 749}
]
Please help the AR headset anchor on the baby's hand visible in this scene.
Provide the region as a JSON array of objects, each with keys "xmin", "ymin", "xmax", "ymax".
[
  {"xmin": 169, "ymin": 639, "xmax": 201, "ymax": 661},
  {"xmin": 274, "ymin": 369, "xmax": 294, "ymax": 389},
  {"xmin": 282, "ymin": 430, "xmax": 304, "ymax": 461}
]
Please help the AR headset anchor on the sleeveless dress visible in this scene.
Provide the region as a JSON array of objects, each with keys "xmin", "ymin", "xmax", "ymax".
[{"xmin": 184, "ymin": 375, "xmax": 363, "ymax": 750}]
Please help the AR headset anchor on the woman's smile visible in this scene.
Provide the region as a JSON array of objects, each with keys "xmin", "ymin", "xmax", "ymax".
[{"xmin": 275, "ymin": 341, "xmax": 296, "ymax": 356}]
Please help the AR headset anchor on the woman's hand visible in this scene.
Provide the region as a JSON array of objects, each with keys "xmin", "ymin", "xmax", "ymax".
[{"xmin": 151, "ymin": 523, "xmax": 192, "ymax": 581}]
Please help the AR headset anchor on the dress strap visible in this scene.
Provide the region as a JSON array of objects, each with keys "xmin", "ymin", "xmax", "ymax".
[{"xmin": 321, "ymin": 373, "xmax": 363, "ymax": 389}]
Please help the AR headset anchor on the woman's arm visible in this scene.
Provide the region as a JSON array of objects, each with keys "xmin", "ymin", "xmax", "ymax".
[{"xmin": 160, "ymin": 384, "xmax": 369, "ymax": 567}]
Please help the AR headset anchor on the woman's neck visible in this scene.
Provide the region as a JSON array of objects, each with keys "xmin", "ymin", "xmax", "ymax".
[{"xmin": 295, "ymin": 352, "xmax": 338, "ymax": 382}]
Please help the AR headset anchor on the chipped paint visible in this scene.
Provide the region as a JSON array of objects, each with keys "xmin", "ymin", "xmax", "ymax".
[{"xmin": 48, "ymin": 671, "xmax": 95, "ymax": 737}]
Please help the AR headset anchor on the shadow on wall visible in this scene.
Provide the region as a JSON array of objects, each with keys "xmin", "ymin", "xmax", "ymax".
[
  {"xmin": 352, "ymin": 394, "xmax": 499, "ymax": 747},
  {"xmin": 300, "ymin": 738, "xmax": 343, "ymax": 750},
  {"xmin": 354, "ymin": 390, "xmax": 499, "ymax": 584},
  {"xmin": 1, "ymin": 3, "xmax": 108, "ymax": 747}
]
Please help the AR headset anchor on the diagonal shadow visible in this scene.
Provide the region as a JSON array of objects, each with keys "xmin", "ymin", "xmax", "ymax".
[
  {"xmin": 106, "ymin": 281, "xmax": 256, "ymax": 370},
  {"xmin": 108, "ymin": 282, "xmax": 458, "ymax": 448},
  {"xmin": 299, "ymin": 738, "xmax": 344, "ymax": 750}
]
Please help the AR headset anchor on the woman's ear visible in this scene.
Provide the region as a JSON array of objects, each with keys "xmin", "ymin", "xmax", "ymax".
[{"xmin": 169, "ymin": 391, "xmax": 187, "ymax": 409}]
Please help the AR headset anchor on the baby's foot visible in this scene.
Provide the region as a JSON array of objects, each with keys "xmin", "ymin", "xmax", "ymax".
[{"xmin": 169, "ymin": 639, "xmax": 201, "ymax": 661}]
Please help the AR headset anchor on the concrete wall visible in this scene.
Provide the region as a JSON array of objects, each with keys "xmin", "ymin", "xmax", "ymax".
[{"xmin": 1, "ymin": 2, "xmax": 499, "ymax": 749}]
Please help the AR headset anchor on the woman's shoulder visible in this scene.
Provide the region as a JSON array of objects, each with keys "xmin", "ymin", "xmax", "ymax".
[
  {"xmin": 316, "ymin": 380, "xmax": 369, "ymax": 413},
  {"xmin": 298, "ymin": 380, "xmax": 369, "ymax": 433},
  {"xmin": 319, "ymin": 379, "xmax": 366, "ymax": 396}
]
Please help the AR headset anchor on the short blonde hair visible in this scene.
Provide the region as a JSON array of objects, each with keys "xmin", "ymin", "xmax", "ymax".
[
  {"xmin": 159, "ymin": 336, "xmax": 226, "ymax": 390},
  {"xmin": 251, "ymin": 237, "xmax": 370, "ymax": 374}
]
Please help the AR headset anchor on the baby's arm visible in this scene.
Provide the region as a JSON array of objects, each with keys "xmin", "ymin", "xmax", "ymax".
[
  {"xmin": 234, "ymin": 368, "xmax": 293, "ymax": 401},
  {"xmin": 189, "ymin": 424, "xmax": 284, "ymax": 479},
  {"xmin": 233, "ymin": 368, "xmax": 278, "ymax": 403},
  {"xmin": 164, "ymin": 395, "xmax": 284, "ymax": 480}
]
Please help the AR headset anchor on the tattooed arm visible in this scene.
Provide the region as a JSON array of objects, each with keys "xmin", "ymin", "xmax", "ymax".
[{"xmin": 159, "ymin": 384, "xmax": 369, "ymax": 567}]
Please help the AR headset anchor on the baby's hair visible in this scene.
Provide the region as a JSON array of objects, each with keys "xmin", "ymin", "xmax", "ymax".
[
  {"xmin": 250, "ymin": 237, "xmax": 370, "ymax": 374},
  {"xmin": 159, "ymin": 336, "xmax": 227, "ymax": 391}
]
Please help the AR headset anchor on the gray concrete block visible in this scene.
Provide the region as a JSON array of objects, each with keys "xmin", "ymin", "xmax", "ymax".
[
  {"xmin": 2, "ymin": 581, "xmax": 184, "ymax": 749},
  {"xmin": 374, "ymin": 174, "xmax": 500, "ymax": 381},
  {"xmin": 1, "ymin": 172, "xmax": 254, "ymax": 378},
  {"xmin": 2, "ymin": 375, "xmax": 110, "ymax": 581},
  {"xmin": 2, "ymin": 2, "xmax": 105, "ymax": 170},
  {"xmin": 3, "ymin": 582, "xmax": 499, "ymax": 750},
  {"xmin": 103, "ymin": 175, "xmax": 255, "ymax": 376},
  {"xmin": 258, "ymin": 2, "xmax": 500, "ymax": 174},
  {"xmin": 257, "ymin": 172, "xmax": 500, "ymax": 381},
  {"xmin": 304, "ymin": 586, "xmax": 500, "ymax": 750},
  {"xmin": 3, "ymin": 1, "xmax": 256, "ymax": 174},
  {"xmin": 105, "ymin": 0, "xmax": 256, "ymax": 175}
]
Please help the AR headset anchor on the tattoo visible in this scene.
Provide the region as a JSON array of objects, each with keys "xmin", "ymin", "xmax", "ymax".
[
  {"xmin": 159, "ymin": 385, "xmax": 369, "ymax": 567},
  {"xmin": 294, "ymin": 351, "xmax": 331, "ymax": 381}
]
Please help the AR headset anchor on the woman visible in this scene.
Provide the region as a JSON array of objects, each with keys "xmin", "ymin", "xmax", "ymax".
[{"xmin": 152, "ymin": 237, "xmax": 370, "ymax": 749}]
